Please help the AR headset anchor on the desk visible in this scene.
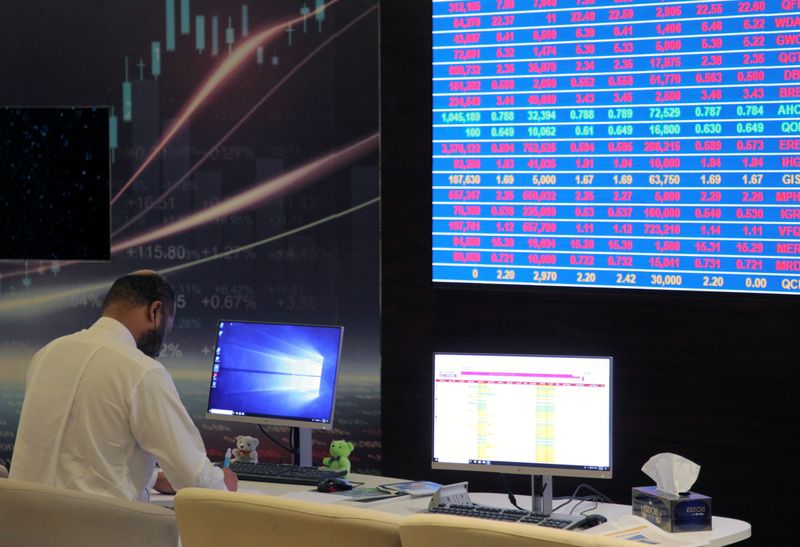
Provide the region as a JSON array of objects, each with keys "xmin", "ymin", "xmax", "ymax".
[
  {"xmin": 463, "ymin": 493, "xmax": 750, "ymax": 547},
  {"xmin": 152, "ymin": 474, "xmax": 750, "ymax": 546}
]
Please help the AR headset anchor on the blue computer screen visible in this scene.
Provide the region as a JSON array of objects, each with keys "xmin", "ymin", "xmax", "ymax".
[{"xmin": 206, "ymin": 320, "xmax": 343, "ymax": 428}]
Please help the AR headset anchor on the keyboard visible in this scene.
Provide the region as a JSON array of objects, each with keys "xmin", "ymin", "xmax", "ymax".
[
  {"xmin": 229, "ymin": 461, "xmax": 347, "ymax": 485},
  {"xmin": 427, "ymin": 504, "xmax": 579, "ymax": 529}
]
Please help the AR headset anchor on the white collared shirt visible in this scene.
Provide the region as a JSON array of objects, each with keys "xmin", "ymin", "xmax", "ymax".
[{"xmin": 10, "ymin": 316, "xmax": 225, "ymax": 502}]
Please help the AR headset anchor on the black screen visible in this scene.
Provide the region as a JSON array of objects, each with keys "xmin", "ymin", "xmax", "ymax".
[{"xmin": 0, "ymin": 107, "xmax": 110, "ymax": 260}]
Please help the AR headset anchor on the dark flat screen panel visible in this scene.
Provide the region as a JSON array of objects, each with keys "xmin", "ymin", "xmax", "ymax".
[{"xmin": 0, "ymin": 107, "xmax": 110, "ymax": 260}]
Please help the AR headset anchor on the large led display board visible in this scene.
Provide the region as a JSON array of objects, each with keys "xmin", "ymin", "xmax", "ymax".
[{"xmin": 433, "ymin": 1, "xmax": 800, "ymax": 295}]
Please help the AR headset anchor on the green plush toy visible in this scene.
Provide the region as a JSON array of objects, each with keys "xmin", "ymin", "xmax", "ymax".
[{"xmin": 322, "ymin": 440, "xmax": 354, "ymax": 475}]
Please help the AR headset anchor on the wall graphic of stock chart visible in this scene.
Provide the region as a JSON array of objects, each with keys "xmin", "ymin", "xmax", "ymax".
[
  {"xmin": 433, "ymin": 0, "xmax": 800, "ymax": 295},
  {"xmin": 0, "ymin": 0, "xmax": 379, "ymax": 472}
]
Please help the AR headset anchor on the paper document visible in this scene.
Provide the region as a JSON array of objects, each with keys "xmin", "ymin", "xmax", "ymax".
[{"xmin": 584, "ymin": 515, "xmax": 707, "ymax": 546}]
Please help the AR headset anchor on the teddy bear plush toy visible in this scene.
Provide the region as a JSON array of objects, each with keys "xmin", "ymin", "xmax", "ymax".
[
  {"xmin": 322, "ymin": 440, "xmax": 354, "ymax": 475},
  {"xmin": 231, "ymin": 435, "xmax": 259, "ymax": 464}
]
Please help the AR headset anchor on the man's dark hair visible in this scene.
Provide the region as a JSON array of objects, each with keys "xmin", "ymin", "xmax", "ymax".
[{"xmin": 102, "ymin": 273, "xmax": 176, "ymax": 313}]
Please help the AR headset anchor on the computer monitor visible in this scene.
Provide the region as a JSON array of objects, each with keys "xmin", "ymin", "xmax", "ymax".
[
  {"xmin": 206, "ymin": 320, "xmax": 344, "ymax": 431},
  {"xmin": 432, "ymin": 353, "xmax": 612, "ymax": 510},
  {"xmin": 0, "ymin": 106, "xmax": 110, "ymax": 260}
]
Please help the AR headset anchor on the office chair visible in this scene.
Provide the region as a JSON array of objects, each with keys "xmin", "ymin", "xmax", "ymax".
[
  {"xmin": 0, "ymin": 478, "xmax": 178, "ymax": 547},
  {"xmin": 175, "ymin": 487, "xmax": 403, "ymax": 547},
  {"xmin": 399, "ymin": 513, "xmax": 634, "ymax": 547}
]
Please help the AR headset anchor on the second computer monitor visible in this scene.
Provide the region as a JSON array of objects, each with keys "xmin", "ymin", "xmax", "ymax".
[
  {"xmin": 432, "ymin": 353, "xmax": 612, "ymax": 479},
  {"xmin": 206, "ymin": 320, "xmax": 344, "ymax": 430}
]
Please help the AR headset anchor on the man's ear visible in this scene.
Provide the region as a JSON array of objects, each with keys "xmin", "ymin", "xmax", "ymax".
[{"xmin": 148, "ymin": 301, "xmax": 162, "ymax": 324}]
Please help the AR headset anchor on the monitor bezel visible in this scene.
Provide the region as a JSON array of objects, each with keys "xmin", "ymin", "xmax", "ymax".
[
  {"xmin": 205, "ymin": 319, "xmax": 344, "ymax": 431},
  {"xmin": 431, "ymin": 352, "xmax": 613, "ymax": 479}
]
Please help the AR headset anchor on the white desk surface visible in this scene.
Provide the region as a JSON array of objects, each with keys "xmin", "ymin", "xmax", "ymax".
[{"xmin": 152, "ymin": 473, "xmax": 751, "ymax": 547}]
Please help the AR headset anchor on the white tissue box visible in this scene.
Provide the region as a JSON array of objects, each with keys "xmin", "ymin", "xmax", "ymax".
[{"xmin": 632, "ymin": 486, "xmax": 712, "ymax": 533}]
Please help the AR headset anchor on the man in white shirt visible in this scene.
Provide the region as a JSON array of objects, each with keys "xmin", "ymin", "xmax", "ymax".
[{"xmin": 10, "ymin": 270, "xmax": 237, "ymax": 501}]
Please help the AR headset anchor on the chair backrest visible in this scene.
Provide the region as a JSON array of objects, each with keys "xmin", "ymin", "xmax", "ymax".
[
  {"xmin": 399, "ymin": 513, "xmax": 635, "ymax": 547},
  {"xmin": 175, "ymin": 487, "xmax": 403, "ymax": 547},
  {"xmin": 0, "ymin": 478, "xmax": 178, "ymax": 547}
]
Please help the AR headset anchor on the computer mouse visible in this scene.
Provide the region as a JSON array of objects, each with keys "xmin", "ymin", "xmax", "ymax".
[
  {"xmin": 576, "ymin": 514, "xmax": 608, "ymax": 529},
  {"xmin": 317, "ymin": 477, "xmax": 354, "ymax": 493}
]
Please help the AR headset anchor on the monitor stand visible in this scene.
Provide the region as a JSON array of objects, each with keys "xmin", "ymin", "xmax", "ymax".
[
  {"xmin": 531, "ymin": 474, "xmax": 553, "ymax": 515},
  {"xmin": 291, "ymin": 427, "xmax": 313, "ymax": 467}
]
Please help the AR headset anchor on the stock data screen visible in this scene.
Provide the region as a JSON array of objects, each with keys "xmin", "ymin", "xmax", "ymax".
[{"xmin": 433, "ymin": 0, "xmax": 800, "ymax": 295}]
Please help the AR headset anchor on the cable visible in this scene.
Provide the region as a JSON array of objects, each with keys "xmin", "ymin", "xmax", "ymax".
[
  {"xmin": 553, "ymin": 483, "xmax": 614, "ymax": 514},
  {"xmin": 552, "ymin": 497, "xmax": 573, "ymax": 513},
  {"xmin": 577, "ymin": 499, "xmax": 600, "ymax": 516},
  {"xmin": 496, "ymin": 475, "xmax": 614, "ymax": 516},
  {"xmin": 554, "ymin": 495, "xmax": 597, "ymax": 514},
  {"xmin": 571, "ymin": 483, "xmax": 614, "ymax": 504},
  {"xmin": 257, "ymin": 424, "xmax": 298, "ymax": 458},
  {"xmin": 499, "ymin": 473, "xmax": 528, "ymax": 512}
]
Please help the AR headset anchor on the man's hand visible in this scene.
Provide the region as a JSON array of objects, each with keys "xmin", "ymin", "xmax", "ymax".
[
  {"xmin": 153, "ymin": 470, "xmax": 176, "ymax": 495},
  {"xmin": 223, "ymin": 467, "xmax": 238, "ymax": 492}
]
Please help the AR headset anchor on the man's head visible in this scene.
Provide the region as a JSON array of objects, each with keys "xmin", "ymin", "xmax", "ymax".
[{"xmin": 102, "ymin": 270, "xmax": 176, "ymax": 358}]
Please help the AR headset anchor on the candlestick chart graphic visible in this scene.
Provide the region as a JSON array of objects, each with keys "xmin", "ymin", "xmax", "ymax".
[{"xmin": 0, "ymin": 0, "xmax": 380, "ymax": 472}]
